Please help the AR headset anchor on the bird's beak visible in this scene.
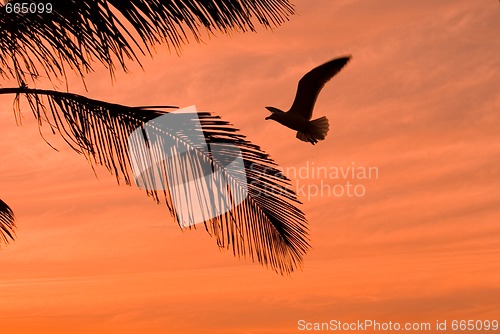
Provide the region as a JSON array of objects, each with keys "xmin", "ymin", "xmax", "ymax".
[{"xmin": 265, "ymin": 116, "xmax": 271, "ymax": 120}]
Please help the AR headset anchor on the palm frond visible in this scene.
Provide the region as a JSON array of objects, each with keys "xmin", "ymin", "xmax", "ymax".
[
  {"xmin": 0, "ymin": 0, "xmax": 294, "ymax": 84},
  {"xmin": 0, "ymin": 199, "xmax": 16, "ymax": 246},
  {"xmin": 0, "ymin": 87, "xmax": 309, "ymax": 274}
]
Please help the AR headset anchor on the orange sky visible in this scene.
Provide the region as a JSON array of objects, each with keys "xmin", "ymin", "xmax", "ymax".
[{"xmin": 1, "ymin": 1, "xmax": 500, "ymax": 333}]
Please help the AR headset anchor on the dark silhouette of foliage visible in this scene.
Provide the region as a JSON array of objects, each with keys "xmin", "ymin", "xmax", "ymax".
[
  {"xmin": 0, "ymin": 199, "xmax": 15, "ymax": 246},
  {"xmin": 1, "ymin": 0, "xmax": 294, "ymax": 83},
  {"xmin": 0, "ymin": 0, "xmax": 309, "ymax": 274}
]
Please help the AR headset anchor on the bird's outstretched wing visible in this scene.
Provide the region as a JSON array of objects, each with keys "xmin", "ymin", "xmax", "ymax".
[{"xmin": 288, "ymin": 56, "xmax": 351, "ymax": 120}]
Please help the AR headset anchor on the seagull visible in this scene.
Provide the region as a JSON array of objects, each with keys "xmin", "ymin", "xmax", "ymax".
[{"xmin": 265, "ymin": 55, "xmax": 351, "ymax": 145}]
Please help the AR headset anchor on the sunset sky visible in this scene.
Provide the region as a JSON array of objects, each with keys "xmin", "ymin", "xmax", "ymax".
[{"xmin": 1, "ymin": 0, "xmax": 500, "ymax": 333}]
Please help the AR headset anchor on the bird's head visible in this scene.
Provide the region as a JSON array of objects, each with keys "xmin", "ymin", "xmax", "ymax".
[{"xmin": 265, "ymin": 106, "xmax": 284, "ymax": 120}]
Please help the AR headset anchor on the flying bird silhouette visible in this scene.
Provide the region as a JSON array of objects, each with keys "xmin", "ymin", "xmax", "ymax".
[{"xmin": 265, "ymin": 56, "xmax": 351, "ymax": 145}]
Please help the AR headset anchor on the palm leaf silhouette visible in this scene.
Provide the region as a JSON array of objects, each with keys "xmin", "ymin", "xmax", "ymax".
[
  {"xmin": 0, "ymin": 87, "xmax": 309, "ymax": 274},
  {"xmin": 0, "ymin": 0, "xmax": 309, "ymax": 273},
  {"xmin": 0, "ymin": 0, "xmax": 294, "ymax": 83},
  {"xmin": 0, "ymin": 199, "xmax": 15, "ymax": 246}
]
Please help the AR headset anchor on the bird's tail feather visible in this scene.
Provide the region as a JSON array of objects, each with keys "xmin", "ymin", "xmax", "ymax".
[{"xmin": 296, "ymin": 116, "xmax": 329, "ymax": 145}]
